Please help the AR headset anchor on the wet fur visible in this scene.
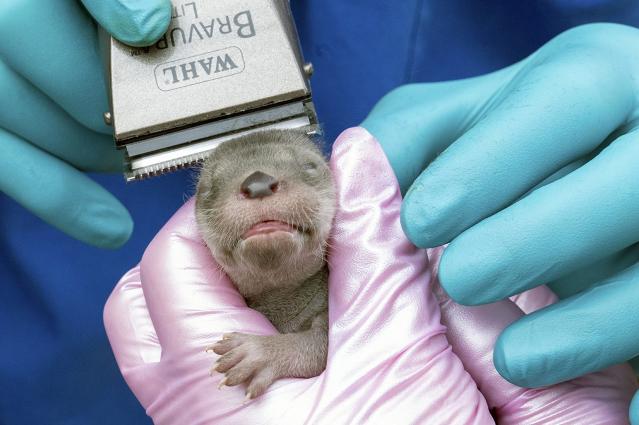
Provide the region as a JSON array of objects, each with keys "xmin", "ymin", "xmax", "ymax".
[{"xmin": 195, "ymin": 130, "xmax": 335, "ymax": 399}]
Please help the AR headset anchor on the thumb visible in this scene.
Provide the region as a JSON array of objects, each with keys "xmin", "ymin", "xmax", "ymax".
[{"xmin": 81, "ymin": 0, "xmax": 171, "ymax": 46}]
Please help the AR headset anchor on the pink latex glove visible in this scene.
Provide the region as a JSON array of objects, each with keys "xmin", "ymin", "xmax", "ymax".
[{"xmin": 105, "ymin": 128, "xmax": 637, "ymax": 424}]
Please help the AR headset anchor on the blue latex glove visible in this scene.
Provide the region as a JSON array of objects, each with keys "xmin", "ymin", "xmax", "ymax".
[
  {"xmin": 363, "ymin": 23, "xmax": 639, "ymax": 422},
  {"xmin": 0, "ymin": 0, "xmax": 170, "ymax": 248}
]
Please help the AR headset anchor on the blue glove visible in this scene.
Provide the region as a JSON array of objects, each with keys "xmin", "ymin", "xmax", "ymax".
[
  {"xmin": 0, "ymin": 0, "xmax": 170, "ymax": 248},
  {"xmin": 363, "ymin": 23, "xmax": 639, "ymax": 422}
]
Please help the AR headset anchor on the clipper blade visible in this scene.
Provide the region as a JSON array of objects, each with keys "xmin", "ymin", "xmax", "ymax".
[{"xmin": 125, "ymin": 106, "xmax": 319, "ymax": 181}]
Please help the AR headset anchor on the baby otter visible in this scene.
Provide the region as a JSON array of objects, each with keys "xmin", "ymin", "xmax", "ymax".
[{"xmin": 196, "ymin": 129, "xmax": 335, "ymax": 401}]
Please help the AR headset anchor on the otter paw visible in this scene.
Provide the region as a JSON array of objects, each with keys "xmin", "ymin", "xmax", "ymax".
[{"xmin": 207, "ymin": 332, "xmax": 281, "ymax": 400}]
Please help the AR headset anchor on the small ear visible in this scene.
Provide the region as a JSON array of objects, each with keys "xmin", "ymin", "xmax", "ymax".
[
  {"xmin": 288, "ymin": 128, "xmax": 327, "ymax": 157},
  {"xmin": 303, "ymin": 129, "xmax": 329, "ymax": 157},
  {"xmin": 194, "ymin": 162, "xmax": 214, "ymax": 198}
]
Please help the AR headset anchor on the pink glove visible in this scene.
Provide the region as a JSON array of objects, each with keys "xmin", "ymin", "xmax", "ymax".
[
  {"xmin": 428, "ymin": 246, "xmax": 637, "ymax": 424},
  {"xmin": 105, "ymin": 128, "xmax": 637, "ymax": 424}
]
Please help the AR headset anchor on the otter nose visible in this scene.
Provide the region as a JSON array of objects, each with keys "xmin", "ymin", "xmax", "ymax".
[{"xmin": 240, "ymin": 171, "xmax": 279, "ymax": 199}]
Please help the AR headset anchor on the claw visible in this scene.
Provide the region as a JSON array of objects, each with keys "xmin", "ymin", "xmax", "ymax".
[
  {"xmin": 218, "ymin": 377, "xmax": 227, "ymax": 389},
  {"xmin": 243, "ymin": 392, "xmax": 253, "ymax": 404}
]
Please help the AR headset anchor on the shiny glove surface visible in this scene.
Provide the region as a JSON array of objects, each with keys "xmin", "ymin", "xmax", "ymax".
[
  {"xmin": 0, "ymin": 0, "xmax": 170, "ymax": 247},
  {"xmin": 105, "ymin": 128, "xmax": 636, "ymax": 424},
  {"xmin": 362, "ymin": 22, "xmax": 639, "ymax": 413}
]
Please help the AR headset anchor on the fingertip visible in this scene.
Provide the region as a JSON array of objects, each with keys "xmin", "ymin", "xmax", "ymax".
[
  {"xmin": 80, "ymin": 198, "xmax": 134, "ymax": 249},
  {"xmin": 435, "ymin": 266, "xmax": 474, "ymax": 307},
  {"xmin": 400, "ymin": 189, "xmax": 448, "ymax": 248},
  {"xmin": 493, "ymin": 319, "xmax": 566, "ymax": 388},
  {"xmin": 399, "ymin": 197, "xmax": 426, "ymax": 247},
  {"xmin": 84, "ymin": 0, "xmax": 171, "ymax": 46},
  {"xmin": 493, "ymin": 328, "xmax": 530, "ymax": 387},
  {"xmin": 96, "ymin": 210, "xmax": 133, "ymax": 249},
  {"xmin": 437, "ymin": 244, "xmax": 495, "ymax": 306},
  {"xmin": 630, "ymin": 391, "xmax": 639, "ymax": 425},
  {"xmin": 401, "ymin": 170, "xmax": 471, "ymax": 248},
  {"xmin": 103, "ymin": 267, "xmax": 140, "ymax": 333},
  {"xmin": 437, "ymin": 223, "xmax": 533, "ymax": 306},
  {"xmin": 123, "ymin": 0, "xmax": 171, "ymax": 46}
]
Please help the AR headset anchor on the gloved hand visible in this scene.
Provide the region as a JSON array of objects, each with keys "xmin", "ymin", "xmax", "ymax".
[
  {"xmin": 362, "ymin": 23, "xmax": 639, "ymax": 422},
  {"xmin": 104, "ymin": 128, "xmax": 636, "ymax": 424},
  {"xmin": 0, "ymin": 0, "xmax": 171, "ymax": 248}
]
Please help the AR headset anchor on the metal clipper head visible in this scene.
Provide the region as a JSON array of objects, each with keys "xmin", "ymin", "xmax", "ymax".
[{"xmin": 101, "ymin": 0, "xmax": 317, "ymax": 181}]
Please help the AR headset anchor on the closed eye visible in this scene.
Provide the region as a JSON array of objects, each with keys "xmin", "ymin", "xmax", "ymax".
[{"xmin": 303, "ymin": 162, "xmax": 318, "ymax": 172}]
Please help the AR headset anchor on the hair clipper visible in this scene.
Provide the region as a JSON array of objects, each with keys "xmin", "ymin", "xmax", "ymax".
[{"xmin": 101, "ymin": 0, "xmax": 317, "ymax": 181}]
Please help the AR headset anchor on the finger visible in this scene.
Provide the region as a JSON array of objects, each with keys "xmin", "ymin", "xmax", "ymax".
[
  {"xmin": 0, "ymin": 128, "xmax": 132, "ymax": 248},
  {"xmin": 511, "ymin": 285, "xmax": 639, "ymax": 422},
  {"xmin": 361, "ymin": 65, "xmax": 515, "ymax": 193},
  {"xmin": 440, "ymin": 128, "xmax": 639, "ymax": 304},
  {"xmin": 328, "ymin": 129, "xmax": 441, "ymax": 348},
  {"xmin": 401, "ymin": 25, "xmax": 635, "ymax": 247},
  {"xmin": 103, "ymin": 266, "xmax": 162, "ymax": 408},
  {"xmin": 493, "ymin": 262, "xmax": 639, "ymax": 387},
  {"xmin": 316, "ymin": 128, "xmax": 493, "ymax": 425},
  {"xmin": 0, "ymin": 0, "xmax": 109, "ymax": 133},
  {"xmin": 81, "ymin": 0, "xmax": 171, "ymax": 46},
  {"xmin": 531, "ymin": 159, "xmax": 639, "ymax": 301},
  {"xmin": 429, "ymin": 247, "xmax": 636, "ymax": 424},
  {"xmin": 632, "ymin": 391, "xmax": 639, "ymax": 425},
  {"xmin": 0, "ymin": 59, "xmax": 122, "ymax": 172},
  {"xmin": 139, "ymin": 199, "xmax": 275, "ymax": 354},
  {"xmin": 548, "ymin": 243, "xmax": 639, "ymax": 299}
]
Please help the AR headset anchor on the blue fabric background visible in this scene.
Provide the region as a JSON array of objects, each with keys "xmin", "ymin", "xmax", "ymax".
[{"xmin": 1, "ymin": 1, "xmax": 638, "ymax": 423}]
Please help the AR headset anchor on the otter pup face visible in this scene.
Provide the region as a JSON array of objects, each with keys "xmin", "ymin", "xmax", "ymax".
[{"xmin": 195, "ymin": 130, "xmax": 335, "ymax": 298}]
